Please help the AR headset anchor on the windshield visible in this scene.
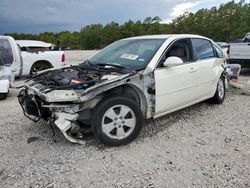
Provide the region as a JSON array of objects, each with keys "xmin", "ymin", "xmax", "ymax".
[{"xmin": 89, "ymin": 38, "xmax": 166, "ymax": 70}]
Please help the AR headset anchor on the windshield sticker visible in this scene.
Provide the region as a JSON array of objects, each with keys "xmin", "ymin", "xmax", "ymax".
[{"xmin": 120, "ymin": 54, "xmax": 139, "ymax": 60}]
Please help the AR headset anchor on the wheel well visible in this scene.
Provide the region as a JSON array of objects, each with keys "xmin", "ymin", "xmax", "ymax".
[
  {"xmin": 104, "ymin": 85, "xmax": 140, "ymax": 102},
  {"xmin": 32, "ymin": 60, "xmax": 53, "ymax": 68},
  {"xmin": 99, "ymin": 84, "xmax": 147, "ymax": 116},
  {"xmin": 30, "ymin": 60, "xmax": 53, "ymax": 74}
]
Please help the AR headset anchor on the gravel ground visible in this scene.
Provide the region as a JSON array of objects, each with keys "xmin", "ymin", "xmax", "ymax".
[
  {"xmin": 1, "ymin": 53, "xmax": 250, "ymax": 188},
  {"xmin": 65, "ymin": 50, "xmax": 99, "ymax": 65},
  {"xmin": 0, "ymin": 83, "xmax": 249, "ymax": 188}
]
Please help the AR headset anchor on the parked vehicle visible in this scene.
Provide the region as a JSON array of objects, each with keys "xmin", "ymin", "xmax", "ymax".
[
  {"xmin": 0, "ymin": 36, "xmax": 21, "ymax": 100},
  {"xmin": 0, "ymin": 66, "xmax": 14, "ymax": 100},
  {"xmin": 18, "ymin": 34, "xmax": 226, "ymax": 146},
  {"xmin": 228, "ymin": 32, "xmax": 250, "ymax": 67},
  {"xmin": 216, "ymin": 42, "xmax": 229, "ymax": 58},
  {"xmin": 16, "ymin": 40, "xmax": 66, "ymax": 75}
]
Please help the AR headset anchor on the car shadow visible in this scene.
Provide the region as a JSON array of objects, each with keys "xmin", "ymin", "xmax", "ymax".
[{"xmin": 83, "ymin": 101, "xmax": 219, "ymax": 148}]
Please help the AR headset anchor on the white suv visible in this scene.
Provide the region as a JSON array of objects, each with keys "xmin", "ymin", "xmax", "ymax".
[{"xmin": 18, "ymin": 34, "xmax": 226, "ymax": 146}]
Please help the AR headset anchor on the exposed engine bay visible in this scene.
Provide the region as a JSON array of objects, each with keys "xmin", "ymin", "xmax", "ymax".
[
  {"xmin": 29, "ymin": 65, "xmax": 125, "ymax": 92},
  {"xmin": 17, "ymin": 64, "xmax": 139, "ymax": 144}
]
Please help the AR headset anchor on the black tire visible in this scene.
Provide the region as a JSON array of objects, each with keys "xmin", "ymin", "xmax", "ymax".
[
  {"xmin": 210, "ymin": 77, "xmax": 225, "ymax": 104},
  {"xmin": 0, "ymin": 93, "xmax": 8, "ymax": 100},
  {"xmin": 92, "ymin": 96, "xmax": 144, "ymax": 146},
  {"xmin": 30, "ymin": 61, "xmax": 53, "ymax": 75}
]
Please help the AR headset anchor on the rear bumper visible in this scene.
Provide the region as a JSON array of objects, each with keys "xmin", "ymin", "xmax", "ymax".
[{"xmin": 228, "ymin": 59, "xmax": 250, "ymax": 67}]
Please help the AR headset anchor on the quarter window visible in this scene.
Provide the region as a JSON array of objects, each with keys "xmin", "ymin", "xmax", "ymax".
[
  {"xmin": 214, "ymin": 45, "xmax": 224, "ymax": 58},
  {"xmin": 0, "ymin": 39, "xmax": 14, "ymax": 66},
  {"xmin": 192, "ymin": 39, "xmax": 215, "ymax": 60}
]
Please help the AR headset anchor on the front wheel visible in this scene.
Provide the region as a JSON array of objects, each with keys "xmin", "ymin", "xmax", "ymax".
[
  {"xmin": 0, "ymin": 93, "xmax": 8, "ymax": 100},
  {"xmin": 210, "ymin": 77, "xmax": 225, "ymax": 104},
  {"xmin": 92, "ymin": 96, "xmax": 144, "ymax": 146}
]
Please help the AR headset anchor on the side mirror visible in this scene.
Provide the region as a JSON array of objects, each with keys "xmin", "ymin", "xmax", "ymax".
[{"xmin": 163, "ymin": 56, "xmax": 184, "ymax": 67}]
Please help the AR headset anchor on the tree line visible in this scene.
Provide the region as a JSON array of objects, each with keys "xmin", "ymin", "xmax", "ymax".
[{"xmin": 6, "ymin": 1, "xmax": 250, "ymax": 50}]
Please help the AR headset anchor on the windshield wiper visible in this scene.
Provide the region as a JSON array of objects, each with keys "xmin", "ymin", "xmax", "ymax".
[
  {"xmin": 79, "ymin": 61, "xmax": 133, "ymax": 74},
  {"xmin": 82, "ymin": 59, "xmax": 93, "ymax": 66},
  {"xmin": 95, "ymin": 63, "xmax": 125, "ymax": 69}
]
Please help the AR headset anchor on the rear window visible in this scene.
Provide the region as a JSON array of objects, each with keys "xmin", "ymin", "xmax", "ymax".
[
  {"xmin": 0, "ymin": 39, "xmax": 13, "ymax": 66},
  {"xmin": 192, "ymin": 39, "xmax": 215, "ymax": 60},
  {"xmin": 20, "ymin": 46, "xmax": 50, "ymax": 52}
]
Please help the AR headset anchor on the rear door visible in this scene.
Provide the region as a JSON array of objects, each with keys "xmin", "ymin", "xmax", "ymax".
[{"xmin": 191, "ymin": 38, "xmax": 223, "ymax": 98}]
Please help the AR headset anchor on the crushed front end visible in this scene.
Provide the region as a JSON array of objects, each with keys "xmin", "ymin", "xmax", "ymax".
[{"xmin": 18, "ymin": 64, "xmax": 134, "ymax": 144}]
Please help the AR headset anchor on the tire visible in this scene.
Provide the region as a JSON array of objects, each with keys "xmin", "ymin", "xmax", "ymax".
[
  {"xmin": 210, "ymin": 77, "xmax": 225, "ymax": 104},
  {"xmin": 0, "ymin": 93, "xmax": 8, "ymax": 100},
  {"xmin": 30, "ymin": 61, "xmax": 53, "ymax": 75},
  {"xmin": 92, "ymin": 96, "xmax": 144, "ymax": 146}
]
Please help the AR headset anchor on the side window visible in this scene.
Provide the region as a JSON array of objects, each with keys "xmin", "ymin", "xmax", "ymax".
[
  {"xmin": 192, "ymin": 39, "xmax": 215, "ymax": 60},
  {"xmin": 0, "ymin": 39, "xmax": 14, "ymax": 66},
  {"xmin": 214, "ymin": 45, "xmax": 224, "ymax": 58},
  {"xmin": 158, "ymin": 40, "xmax": 192, "ymax": 67}
]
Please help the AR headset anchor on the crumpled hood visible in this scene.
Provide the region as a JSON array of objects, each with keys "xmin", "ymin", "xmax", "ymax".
[{"xmin": 24, "ymin": 65, "xmax": 135, "ymax": 103}]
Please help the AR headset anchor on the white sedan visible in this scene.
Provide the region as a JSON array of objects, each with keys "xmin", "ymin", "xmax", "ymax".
[{"xmin": 19, "ymin": 34, "xmax": 226, "ymax": 146}]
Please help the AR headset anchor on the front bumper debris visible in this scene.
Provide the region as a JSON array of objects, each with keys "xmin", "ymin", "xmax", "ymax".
[
  {"xmin": 18, "ymin": 89, "xmax": 86, "ymax": 144},
  {"xmin": 54, "ymin": 112, "xmax": 86, "ymax": 144}
]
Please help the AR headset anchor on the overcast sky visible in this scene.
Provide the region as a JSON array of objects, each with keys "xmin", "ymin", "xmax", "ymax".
[{"xmin": 0, "ymin": 0, "xmax": 248, "ymax": 34}]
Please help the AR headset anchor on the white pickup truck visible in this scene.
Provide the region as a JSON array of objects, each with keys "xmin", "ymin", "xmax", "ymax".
[
  {"xmin": 0, "ymin": 36, "xmax": 66, "ymax": 99},
  {"xmin": 16, "ymin": 40, "xmax": 66, "ymax": 75},
  {"xmin": 0, "ymin": 36, "xmax": 20, "ymax": 99},
  {"xmin": 228, "ymin": 32, "xmax": 250, "ymax": 67}
]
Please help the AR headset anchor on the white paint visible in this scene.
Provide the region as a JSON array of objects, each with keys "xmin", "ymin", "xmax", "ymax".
[{"xmin": 0, "ymin": 80, "xmax": 10, "ymax": 93}]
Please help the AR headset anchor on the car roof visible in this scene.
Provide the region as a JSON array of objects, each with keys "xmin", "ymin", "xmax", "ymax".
[
  {"xmin": 0, "ymin": 35, "xmax": 15, "ymax": 40},
  {"xmin": 123, "ymin": 34, "xmax": 210, "ymax": 40}
]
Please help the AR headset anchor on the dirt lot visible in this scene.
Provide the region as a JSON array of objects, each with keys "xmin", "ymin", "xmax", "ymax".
[
  {"xmin": 65, "ymin": 50, "xmax": 99, "ymax": 65},
  {"xmin": 0, "ymin": 54, "xmax": 250, "ymax": 187}
]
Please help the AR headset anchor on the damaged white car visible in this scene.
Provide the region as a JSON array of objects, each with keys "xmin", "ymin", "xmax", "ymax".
[{"xmin": 18, "ymin": 34, "xmax": 226, "ymax": 146}]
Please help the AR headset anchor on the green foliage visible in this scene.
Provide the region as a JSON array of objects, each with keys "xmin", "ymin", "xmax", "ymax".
[
  {"xmin": 39, "ymin": 32, "xmax": 57, "ymax": 44},
  {"xmin": 5, "ymin": 1, "xmax": 250, "ymax": 49},
  {"xmin": 143, "ymin": 16, "xmax": 161, "ymax": 24},
  {"xmin": 79, "ymin": 24, "xmax": 103, "ymax": 49},
  {"xmin": 171, "ymin": 1, "xmax": 250, "ymax": 41}
]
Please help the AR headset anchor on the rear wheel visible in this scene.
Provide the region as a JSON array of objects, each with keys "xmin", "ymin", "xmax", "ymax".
[
  {"xmin": 92, "ymin": 96, "xmax": 144, "ymax": 146},
  {"xmin": 210, "ymin": 77, "xmax": 225, "ymax": 104},
  {"xmin": 30, "ymin": 61, "xmax": 53, "ymax": 75}
]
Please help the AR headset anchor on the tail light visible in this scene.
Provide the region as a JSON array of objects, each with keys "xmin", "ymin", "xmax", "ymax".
[
  {"xmin": 226, "ymin": 45, "xmax": 230, "ymax": 55},
  {"xmin": 61, "ymin": 54, "xmax": 65, "ymax": 63}
]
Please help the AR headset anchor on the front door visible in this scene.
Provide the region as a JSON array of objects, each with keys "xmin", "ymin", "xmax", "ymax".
[{"xmin": 154, "ymin": 39, "xmax": 201, "ymax": 116}]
